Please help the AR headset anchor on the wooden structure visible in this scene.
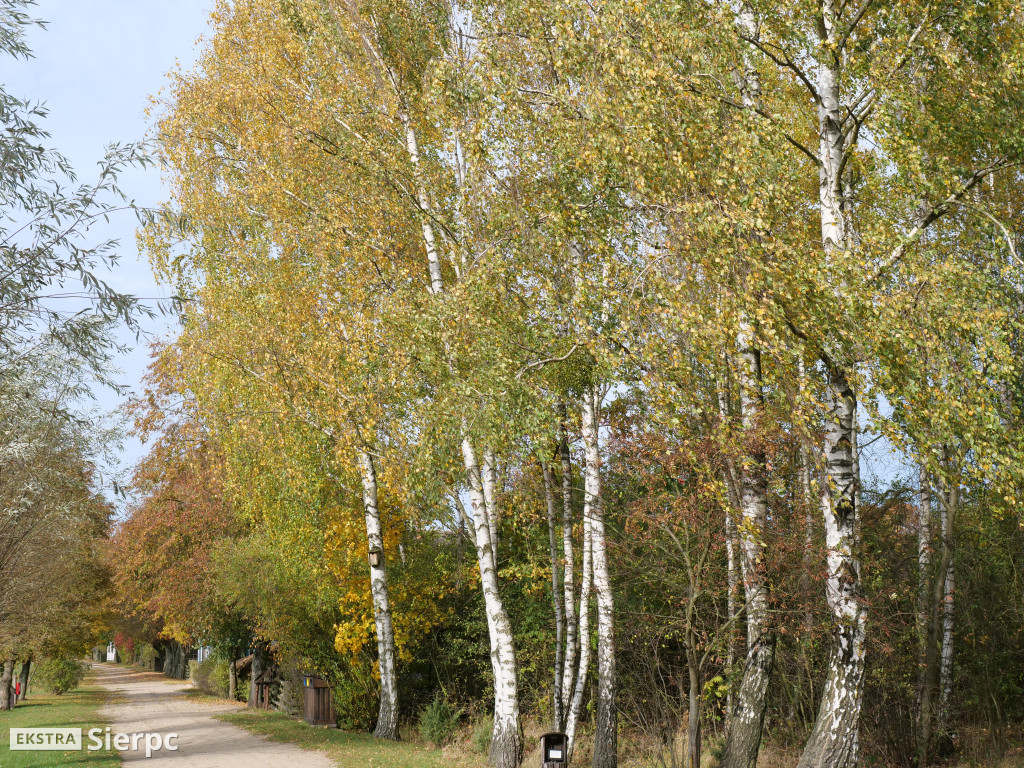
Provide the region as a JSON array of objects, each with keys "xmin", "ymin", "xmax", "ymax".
[
  {"xmin": 253, "ymin": 665, "xmax": 278, "ymax": 711},
  {"xmin": 301, "ymin": 672, "xmax": 335, "ymax": 727}
]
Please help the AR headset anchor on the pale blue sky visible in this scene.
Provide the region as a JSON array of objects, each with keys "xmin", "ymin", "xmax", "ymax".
[{"xmin": 6, "ymin": 1, "xmax": 214, "ymax": 498}]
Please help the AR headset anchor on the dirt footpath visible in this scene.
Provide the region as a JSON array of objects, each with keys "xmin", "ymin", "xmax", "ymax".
[{"xmin": 93, "ymin": 663, "xmax": 335, "ymax": 767}]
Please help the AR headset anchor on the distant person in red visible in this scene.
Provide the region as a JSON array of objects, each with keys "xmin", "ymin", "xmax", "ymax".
[{"xmin": 15, "ymin": 681, "xmax": 21, "ymax": 697}]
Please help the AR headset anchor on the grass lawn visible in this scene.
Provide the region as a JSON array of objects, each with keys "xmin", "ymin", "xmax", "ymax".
[
  {"xmin": 217, "ymin": 709, "xmax": 461, "ymax": 768},
  {"xmin": 0, "ymin": 669, "xmax": 120, "ymax": 768}
]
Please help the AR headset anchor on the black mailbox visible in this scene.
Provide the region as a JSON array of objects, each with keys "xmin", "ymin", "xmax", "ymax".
[{"xmin": 541, "ymin": 732, "xmax": 568, "ymax": 767}]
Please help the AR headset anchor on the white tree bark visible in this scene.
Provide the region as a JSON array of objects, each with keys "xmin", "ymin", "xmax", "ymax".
[
  {"xmin": 483, "ymin": 447, "xmax": 500, "ymax": 566},
  {"xmin": 584, "ymin": 383, "xmax": 617, "ymax": 768},
  {"xmin": 796, "ymin": 364, "xmax": 865, "ymax": 768},
  {"xmin": 544, "ymin": 461, "xmax": 566, "ymax": 728},
  {"xmin": 725, "ymin": 505, "xmax": 739, "ymax": 714},
  {"xmin": 916, "ymin": 463, "xmax": 932, "ymax": 722},
  {"xmin": 462, "ymin": 437, "xmax": 523, "ymax": 768},
  {"xmin": 357, "ymin": 449, "xmax": 400, "ymax": 740},
  {"xmin": 559, "ymin": 415, "xmax": 579, "ymax": 731},
  {"xmin": 399, "ymin": 82, "xmax": 523, "ymax": 764},
  {"xmin": 566, "ymin": 484, "xmax": 593, "ymax": 761},
  {"xmin": 938, "ymin": 476, "xmax": 956, "ymax": 731},
  {"xmin": 339, "ymin": 15, "xmax": 522, "ymax": 764},
  {"xmin": 401, "ymin": 115, "xmax": 444, "ymax": 294},
  {"xmin": 794, "ymin": 0, "xmax": 870, "ymax": 761},
  {"xmin": 721, "ymin": 323, "xmax": 775, "ymax": 768}
]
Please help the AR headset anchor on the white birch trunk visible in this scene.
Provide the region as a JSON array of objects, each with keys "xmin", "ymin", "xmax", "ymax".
[
  {"xmin": 401, "ymin": 117, "xmax": 444, "ymax": 294},
  {"xmin": 796, "ymin": 364, "xmax": 866, "ymax": 768},
  {"xmin": 559, "ymin": 416, "xmax": 579, "ymax": 731},
  {"xmin": 916, "ymin": 464, "xmax": 932, "ymax": 724},
  {"xmin": 544, "ymin": 462, "xmax": 566, "ymax": 728},
  {"xmin": 725, "ymin": 506, "xmax": 739, "ymax": 714},
  {"xmin": 721, "ymin": 323, "xmax": 775, "ymax": 768},
  {"xmin": 795, "ymin": 1, "xmax": 869, "ymax": 761},
  {"xmin": 357, "ymin": 449, "xmax": 400, "ymax": 740},
  {"xmin": 462, "ymin": 436, "xmax": 523, "ymax": 768},
  {"xmin": 938, "ymin": 479, "xmax": 956, "ymax": 731},
  {"xmin": 566, "ymin": 489, "xmax": 593, "ymax": 761},
  {"xmin": 584, "ymin": 383, "xmax": 617, "ymax": 768},
  {"xmin": 483, "ymin": 447, "xmax": 500, "ymax": 566},
  {"xmin": 400, "ymin": 73, "xmax": 522, "ymax": 764}
]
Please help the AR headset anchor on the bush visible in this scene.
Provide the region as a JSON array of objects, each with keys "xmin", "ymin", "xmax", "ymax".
[
  {"xmin": 137, "ymin": 643, "xmax": 159, "ymax": 669},
  {"xmin": 34, "ymin": 658, "xmax": 88, "ymax": 696},
  {"xmin": 330, "ymin": 653, "xmax": 378, "ymax": 731},
  {"xmin": 191, "ymin": 657, "xmax": 230, "ymax": 697},
  {"xmin": 472, "ymin": 714, "xmax": 493, "ymax": 754},
  {"xmin": 418, "ymin": 694, "xmax": 463, "ymax": 747}
]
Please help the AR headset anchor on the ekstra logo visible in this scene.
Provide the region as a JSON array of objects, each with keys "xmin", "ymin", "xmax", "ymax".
[{"xmin": 10, "ymin": 727, "xmax": 179, "ymax": 758}]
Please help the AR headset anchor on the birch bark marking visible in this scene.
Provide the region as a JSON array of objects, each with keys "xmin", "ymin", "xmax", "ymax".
[
  {"xmin": 722, "ymin": 13, "xmax": 777, "ymax": 760},
  {"xmin": 937, "ymin": 474, "xmax": 957, "ymax": 732},
  {"xmin": 401, "ymin": 115, "xmax": 444, "ymax": 294},
  {"xmin": 816, "ymin": 8, "xmax": 847, "ymax": 257},
  {"xmin": 916, "ymin": 464, "xmax": 932, "ymax": 728},
  {"xmin": 584, "ymin": 383, "xmax": 617, "ymax": 768},
  {"xmin": 462, "ymin": 437, "xmax": 523, "ymax": 768},
  {"xmin": 566, "ymin": 480, "xmax": 594, "ymax": 761},
  {"xmin": 724, "ymin": 506, "xmax": 740, "ymax": 716},
  {"xmin": 796, "ymin": 364, "xmax": 866, "ymax": 768},
  {"xmin": 794, "ymin": 1, "xmax": 869, "ymax": 763},
  {"xmin": 559, "ymin": 413, "xmax": 579, "ymax": 730},
  {"xmin": 720, "ymin": 324, "xmax": 775, "ymax": 768},
  {"xmin": 544, "ymin": 462, "xmax": 566, "ymax": 727},
  {"xmin": 483, "ymin": 448, "xmax": 500, "ymax": 565},
  {"xmin": 358, "ymin": 448, "xmax": 400, "ymax": 740}
]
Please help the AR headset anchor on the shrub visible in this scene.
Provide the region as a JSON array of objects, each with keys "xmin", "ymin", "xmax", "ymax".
[
  {"xmin": 472, "ymin": 714, "xmax": 493, "ymax": 754},
  {"xmin": 330, "ymin": 654, "xmax": 378, "ymax": 731},
  {"xmin": 191, "ymin": 657, "xmax": 230, "ymax": 697},
  {"xmin": 137, "ymin": 643, "xmax": 158, "ymax": 668},
  {"xmin": 210, "ymin": 659, "xmax": 230, "ymax": 697},
  {"xmin": 418, "ymin": 694, "xmax": 463, "ymax": 747},
  {"xmin": 34, "ymin": 658, "xmax": 88, "ymax": 696}
]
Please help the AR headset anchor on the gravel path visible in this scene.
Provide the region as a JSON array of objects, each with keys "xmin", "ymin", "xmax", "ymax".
[{"xmin": 93, "ymin": 662, "xmax": 335, "ymax": 767}]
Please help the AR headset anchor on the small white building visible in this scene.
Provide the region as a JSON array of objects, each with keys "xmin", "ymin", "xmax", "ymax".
[{"xmin": 106, "ymin": 642, "xmax": 117, "ymax": 662}]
